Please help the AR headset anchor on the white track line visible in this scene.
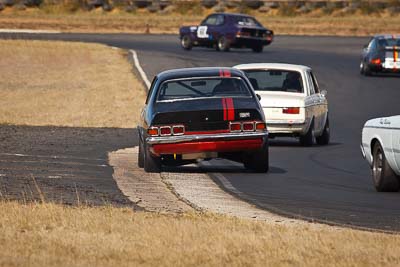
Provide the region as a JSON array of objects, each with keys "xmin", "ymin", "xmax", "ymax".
[
  {"xmin": 0, "ymin": 29, "xmax": 61, "ymax": 33},
  {"xmin": 130, "ymin": 49, "xmax": 151, "ymax": 89}
]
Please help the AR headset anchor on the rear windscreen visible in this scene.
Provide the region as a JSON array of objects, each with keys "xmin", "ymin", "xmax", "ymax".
[
  {"xmin": 244, "ymin": 69, "xmax": 304, "ymax": 93},
  {"xmin": 157, "ymin": 77, "xmax": 252, "ymax": 101},
  {"xmin": 233, "ymin": 16, "xmax": 261, "ymax": 27},
  {"xmin": 378, "ymin": 38, "xmax": 400, "ymax": 48}
]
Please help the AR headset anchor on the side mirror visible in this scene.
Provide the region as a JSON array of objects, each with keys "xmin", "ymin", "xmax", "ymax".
[
  {"xmin": 320, "ymin": 89, "xmax": 327, "ymax": 97},
  {"xmin": 256, "ymin": 94, "xmax": 261, "ymax": 100}
]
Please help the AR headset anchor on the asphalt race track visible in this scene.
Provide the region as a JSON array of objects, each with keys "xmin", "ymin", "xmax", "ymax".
[{"xmin": 1, "ymin": 33, "xmax": 400, "ymax": 231}]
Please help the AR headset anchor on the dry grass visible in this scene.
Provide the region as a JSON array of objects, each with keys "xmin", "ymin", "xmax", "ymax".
[
  {"xmin": 0, "ymin": 201, "xmax": 400, "ymax": 267},
  {"xmin": 0, "ymin": 40, "xmax": 146, "ymax": 128},
  {"xmin": 1, "ymin": 8, "xmax": 400, "ymax": 36}
]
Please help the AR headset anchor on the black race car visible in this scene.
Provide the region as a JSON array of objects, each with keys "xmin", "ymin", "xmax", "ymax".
[
  {"xmin": 179, "ymin": 13, "xmax": 273, "ymax": 53},
  {"xmin": 138, "ymin": 67, "xmax": 269, "ymax": 173},
  {"xmin": 360, "ymin": 34, "xmax": 400, "ymax": 76}
]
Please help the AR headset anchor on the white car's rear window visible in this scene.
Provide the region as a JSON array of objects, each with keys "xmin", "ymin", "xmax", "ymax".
[{"xmin": 244, "ymin": 69, "xmax": 304, "ymax": 93}]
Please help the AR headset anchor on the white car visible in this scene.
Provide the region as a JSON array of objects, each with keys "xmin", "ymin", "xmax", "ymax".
[
  {"xmin": 361, "ymin": 115, "xmax": 400, "ymax": 192},
  {"xmin": 234, "ymin": 63, "xmax": 329, "ymax": 146}
]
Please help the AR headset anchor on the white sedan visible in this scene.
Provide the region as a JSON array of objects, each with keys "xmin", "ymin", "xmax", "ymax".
[
  {"xmin": 361, "ymin": 115, "xmax": 400, "ymax": 192},
  {"xmin": 234, "ymin": 63, "xmax": 329, "ymax": 146}
]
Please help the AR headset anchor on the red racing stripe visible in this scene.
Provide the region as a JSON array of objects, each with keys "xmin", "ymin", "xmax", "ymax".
[
  {"xmin": 225, "ymin": 98, "xmax": 235, "ymax": 121},
  {"xmin": 222, "ymin": 98, "xmax": 227, "ymax": 120}
]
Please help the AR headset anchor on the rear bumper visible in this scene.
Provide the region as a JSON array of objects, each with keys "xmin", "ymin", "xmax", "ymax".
[
  {"xmin": 146, "ymin": 131, "xmax": 268, "ymax": 156},
  {"xmin": 265, "ymin": 119, "xmax": 307, "ymax": 135},
  {"xmin": 231, "ymin": 37, "xmax": 272, "ymax": 47},
  {"xmin": 151, "ymin": 138, "xmax": 263, "ymax": 155}
]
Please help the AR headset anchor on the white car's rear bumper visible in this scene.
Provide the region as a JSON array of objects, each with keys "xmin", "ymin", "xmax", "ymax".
[{"xmin": 266, "ymin": 119, "xmax": 307, "ymax": 134}]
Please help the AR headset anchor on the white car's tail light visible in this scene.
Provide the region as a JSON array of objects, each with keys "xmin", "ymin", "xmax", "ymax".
[{"xmin": 283, "ymin": 107, "xmax": 300, "ymax": 114}]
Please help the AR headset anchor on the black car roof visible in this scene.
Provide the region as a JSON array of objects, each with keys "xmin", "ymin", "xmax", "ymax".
[
  {"xmin": 374, "ymin": 34, "xmax": 400, "ymax": 39},
  {"xmin": 156, "ymin": 67, "xmax": 246, "ymax": 82},
  {"xmin": 212, "ymin": 12, "xmax": 254, "ymax": 18}
]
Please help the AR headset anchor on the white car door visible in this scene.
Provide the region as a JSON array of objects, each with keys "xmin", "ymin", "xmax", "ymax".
[
  {"xmin": 310, "ymin": 71, "xmax": 327, "ymax": 134},
  {"xmin": 305, "ymin": 71, "xmax": 321, "ymax": 132},
  {"xmin": 390, "ymin": 116, "xmax": 400, "ymax": 173}
]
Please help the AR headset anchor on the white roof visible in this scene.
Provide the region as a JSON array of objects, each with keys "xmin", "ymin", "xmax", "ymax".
[{"xmin": 233, "ymin": 63, "xmax": 311, "ymax": 72}]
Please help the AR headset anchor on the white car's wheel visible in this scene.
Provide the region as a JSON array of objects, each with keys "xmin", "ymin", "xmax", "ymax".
[
  {"xmin": 300, "ymin": 120, "xmax": 314, "ymax": 146},
  {"xmin": 316, "ymin": 117, "xmax": 330, "ymax": 145},
  {"xmin": 372, "ymin": 142, "xmax": 399, "ymax": 192}
]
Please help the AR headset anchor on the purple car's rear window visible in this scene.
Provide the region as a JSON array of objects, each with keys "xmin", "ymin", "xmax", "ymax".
[
  {"xmin": 233, "ymin": 16, "xmax": 261, "ymax": 27},
  {"xmin": 157, "ymin": 77, "xmax": 252, "ymax": 101}
]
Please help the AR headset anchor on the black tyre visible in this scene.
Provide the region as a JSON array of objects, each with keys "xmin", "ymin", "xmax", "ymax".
[
  {"xmin": 217, "ymin": 36, "xmax": 230, "ymax": 52},
  {"xmin": 181, "ymin": 35, "xmax": 193, "ymax": 50},
  {"xmin": 252, "ymin": 45, "xmax": 263, "ymax": 53},
  {"xmin": 361, "ymin": 61, "xmax": 371, "ymax": 76},
  {"xmin": 372, "ymin": 142, "xmax": 399, "ymax": 192},
  {"xmin": 244, "ymin": 144, "xmax": 269, "ymax": 173},
  {"xmin": 300, "ymin": 120, "xmax": 314, "ymax": 147},
  {"xmin": 316, "ymin": 117, "xmax": 330, "ymax": 145},
  {"xmin": 138, "ymin": 137, "xmax": 144, "ymax": 168},
  {"xmin": 144, "ymin": 143, "xmax": 161, "ymax": 173}
]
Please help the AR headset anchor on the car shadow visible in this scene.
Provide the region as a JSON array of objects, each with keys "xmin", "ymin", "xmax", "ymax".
[
  {"xmin": 269, "ymin": 139, "xmax": 342, "ymax": 148},
  {"xmin": 363, "ymin": 72, "xmax": 400, "ymax": 78},
  {"xmin": 163, "ymin": 163, "xmax": 286, "ymax": 174}
]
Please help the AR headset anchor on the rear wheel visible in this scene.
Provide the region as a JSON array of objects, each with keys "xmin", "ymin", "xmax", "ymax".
[
  {"xmin": 316, "ymin": 117, "xmax": 330, "ymax": 145},
  {"xmin": 217, "ymin": 36, "xmax": 230, "ymax": 52},
  {"xmin": 361, "ymin": 61, "xmax": 371, "ymax": 76},
  {"xmin": 181, "ymin": 35, "xmax": 193, "ymax": 50},
  {"xmin": 372, "ymin": 142, "xmax": 399, "ymax": 192},
  {"xmin": 252, "ymin": 45, "xmax": 263, "ymax": 53},
  {"xmin": 300, "ymin": 120, "xmax": 314, "ymax": 146},
  {"xmin": 138, "ymin": 137, "xmax": 144, "ymax": 168},
  {"xmin": 144, "ymin": 143, "xmax": 161, "ymax": 173}
]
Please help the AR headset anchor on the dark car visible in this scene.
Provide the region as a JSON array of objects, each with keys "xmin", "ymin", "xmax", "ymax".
[
  {"xmin": 360, "ymin": 34, "xmax": 400, "ymax": 76},
  {"xmin": 138, "ymin": 67, "xmax": 269, "ymax": 173},
  {"xmin": 179, "ymin": 13, "xmax": 273, "ymax": 53}
]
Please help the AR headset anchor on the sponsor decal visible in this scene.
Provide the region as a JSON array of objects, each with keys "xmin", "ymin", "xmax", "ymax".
[
  {"xmin": 239, "ymin": 112, "xmax": 250, "ymax": 118},
  {"xmin": 197, "ymin": 26, "xmax": 209, "ymax": 38}
]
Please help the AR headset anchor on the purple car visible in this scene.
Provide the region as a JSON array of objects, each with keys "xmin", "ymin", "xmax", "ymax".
[{"xmin": 179, "ymin": 13, "xmax": 274, "ymax": 53}]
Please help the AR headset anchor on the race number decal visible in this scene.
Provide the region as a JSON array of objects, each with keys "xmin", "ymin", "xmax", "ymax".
[{"xmin": 197, "ymin": 26, "xmax": 209, "ymax": 38}]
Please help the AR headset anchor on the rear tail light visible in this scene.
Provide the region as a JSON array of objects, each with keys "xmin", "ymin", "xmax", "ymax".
[
  {"xmin": 236, "ymin": 31, "xmax": 250, "ymax": 37},
  {"xmin": 255, "ymin": 122, "xmax": 266, "ymax": 131},
  {"xmin": 230, "ymin": 121, "xmax": 266, "ymax": 132},
  {"xmin": 172, "ymin": 125, "xmax": 185, "ymax": 135},
  {"xmin": 283, "ymin": 107, "xmax": 300, "ymax": 114},
  {"xmin": 148, "ymin": 125, "xmax": 185, "ymax": 136},
  {"xmin": 160, "ymin": 126, "xmax": 172, "ymax": 136},
  {"xmin": 230, "ymin": 122, "xmax": 242, "ymax": 132},
  {"xmin": 147, "ymin": 127, "xmax": 159, "ymax": 136},
  {"xmin": 242, "ymin": 122, "xmax": 255, "ymax": 131},
  {"xmin": 370, "ymin": 58, "xmax": 381, "ymax": 65}
]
